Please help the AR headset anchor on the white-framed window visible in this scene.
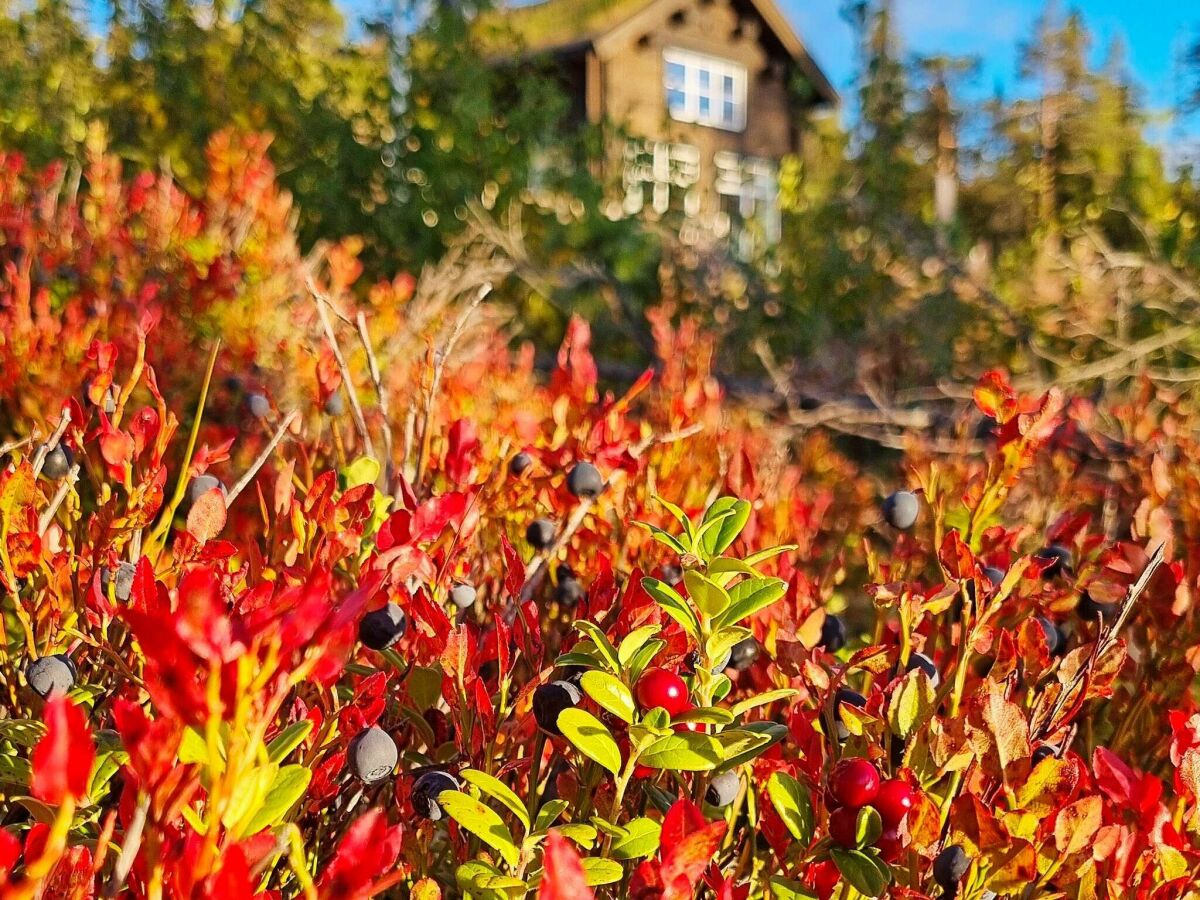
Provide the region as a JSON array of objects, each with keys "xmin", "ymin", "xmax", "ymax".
[
  {"xmin": 663, "ymin": 48, "xmax": 747, "ymax": 132},
  {"xmin": 714, "ymin": 152, "xmax": 780, "ymax": 256},
  {"xmin": 622, "ymin": 139, "xmax": 701, "ymax": 217}
]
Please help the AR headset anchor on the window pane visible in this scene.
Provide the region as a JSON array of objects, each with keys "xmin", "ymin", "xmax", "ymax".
[
  {"xmin": 723, "ymin": 74, "xmax": 734, "ymax": 99},
  {"xmin": 698, "ymin": 69, "xmax": 710, "ymax": 90},
  {"xmin": 698, "ymin": 95, "xmax": 710, "ymax": 117},
  {"xmin": 723, "ymin": 100, "xmax": 735, "ymax": 124},
  {"xmin": 667, "ymin": 88, "xmax": 686, "ymax": 114},
  {"xmin": 665, "ymin": 61, "xmax": 686, "ymax": 88}
]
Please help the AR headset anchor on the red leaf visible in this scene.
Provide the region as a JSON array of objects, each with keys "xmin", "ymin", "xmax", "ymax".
[
  {"xmin": 538, "ymin": 831, "xmax": 595, "ymax": 900},
  {"xmin": 0, "ymin": 827, "xmax": 20, "ymax": 880},
  {"xmin": 98, "ymin": 414, "xmax": 135, "ymax": 477},
  {"xmin": 31, "ymin": 696, "xmax": 94, "ymax": 805},
  {"xmin": 445, "ymin": 418, "xmax": 480, "ymax": 484},
  {"xmin": 659, "ymin": 799, "xmax": 727, "ymax": 900},
  {"xmin": 937, "ymin": 529, "xmax": 976, "ymax": 581},
  {"xmin": 1093, "ymin": 746, "xmax": 1139, "ymax": 806},
  {"xmin": 316, "ymin": 809, "xmax": 404, "ymax": 899},
  {"xmin": 501, "ymin": 533, "xmax": 525, "ymax": 598}
]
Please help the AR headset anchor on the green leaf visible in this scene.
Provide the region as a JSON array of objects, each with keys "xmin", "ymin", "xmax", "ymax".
[
  {"xmin": 0, "ymin": 755, "xmax": 32, "ymax": 787},
  {"xmin": 580, "ymin": 857, "xmax": 623, "ymax": 885},
  {"xmin": 641, "ymin": 577, "xmax": 701, "ymax": 641},
  {"xmin": 674, "ymin": 706, "xmax": 735, "ymax": 725},
  {"xmin": 222, "ymin": 763, "xmax": 278, "ymax": 833},
  {"xmin": 718, "ymin": 722, "xmax": 788, "ymax": 770},
  {"xmin": 554, "ymin": 651, "xmax": 603, "ymax": 670},
  {"xmin": 636, "ymin": 521, "xmax": 688, "ymax": 556},
  {"xmin": 0, "ymin": 720, "xmax": 46, "ymax": 748},
  {"xmin": 557, "ymin": 708, "xmax": 621, "ymax": 776},
  {"xmin": 407, "ymin": 665, "xmax": 444, "ymax": 712},
  {"xmin": 640, "ymin": 733, "xmax": 722, "ymax": 771},
  {"xmin": 831, "ymin": 848, "xmax": 891, "ymax": 897},
  {"xmin": 241, "ymin": 764, "xmax": 312, "ymax": 836},
  {"xmin": 580, "ymin": 671, "xmax": 635, "ymax": 724},
  {"xmin": 439, "ymin": 791, "xmax": 521, "ymax": 868},
  {"xmin": 456, "ymin": 862, "xmax": 527, "ymax": 899},
  {"xmin": 743, "ymin": 544, "xmax": 798, "ymax": 567},
  {"xmin": 610, "ymin": 817, "xmax": 662, "ymax": 860},
  {"xmin": 590, "ymin": 817, "xmax": 626, "ymax": 838},
  {"xmin": 707, "ymin": 556, "xmax": 761, "ymax": 587},
  {"xmin": 705, "ymin": 626, "xmax": 752, "ymax": 664},
  {"xmin": 88, "ymin": 749, "xmax": 128, "ymax": 803},
  {"xmin": 266, "ymin": 720, "xmax": 313, "ymax": 764},
  {"xmin": 711, "ymin": 674, "xmax": 732, "ymax": 702},
  {"xmin": 339, "ymin": 455, "xmax": 380, "ymax": 490},
  {"xmin": 652, "ymin": 495, "xmax": 693, "ymax": 542},
  {"xmin": 617, "ymin": 625, "xmax": 662, "ymax": 667},
  {"xmin": 714, "ymin": 730, "xmax": 771, "ymax": 765},
  {"xmin": 730, "ymin": 689, "xmax": 800, "ymax": 719},
  {"xmin": 767, "ymin": 772, "xmax": 814, "ymax": 845},
  {"xmin": 691, "ymin": 506, "xmax": 738, "ymax": 557},
  {"xmin": 462, "ymin": 769, "xmax": 531, "ymax": 833},
  {"xmin": 855, "ymin": 806, "xmax": 883, "ymax": 847},
  {"xmin": 699, "ymin": 497, "xmax": 751, "ymax": 557},
  {"xmin": 533, "ymin": 799, "xmax": 569, "ymax": 832},
  {"xmin": 625, "ymin": 640, "xmax": 667, "ymax": 683},
  {"xmin": 887, "ymin": 669, "xmax": 936, "ymax": 739},
  {"xmin": 555, "ymin": 822, "xmax": 597, "ymax": 848},
  {"xmin": 714, "ymin": 577, "xmax": 788, "ymax": 629},
  {"xmin": 684, "ymin": 569, "xmax": 731, "ymax": 618},
  {"xmin": 768, "ymin": 875, "xmax": 818, "ymax": 899},
  {"xmin": 572, "ymin": 622, "xmax": 620, "ymax": 672}
]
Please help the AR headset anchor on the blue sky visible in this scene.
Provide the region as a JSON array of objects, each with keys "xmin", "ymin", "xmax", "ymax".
[{"xmin": 782, "ymin": 1, "xmax": 1200, "ymax": 143}]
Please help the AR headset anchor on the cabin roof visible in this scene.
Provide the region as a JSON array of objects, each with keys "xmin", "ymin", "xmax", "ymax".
[{"xmin": 486, "ymin": 0, "xmax": 838, "ymax": 106}]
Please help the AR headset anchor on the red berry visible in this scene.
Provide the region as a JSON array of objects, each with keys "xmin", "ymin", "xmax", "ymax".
[
  {"xmin": 875, "ymin": 825, "xmax": 903, "ymax": 862},
  {"xmin": 828, "ymin": 806, "xmax": 859, "ymax": 847},
  {"xmin": 871, "ymin": 779, "xmax": 916, "ymax": 827},
  {"xmin": 673, "ymin": 719, "xmax": 706, "ymax": 733},
  {"xmin": 828, "ymin": 758, "xmax": 880, "ymax": 809},
  {"xmin": 636, "ymin": 667, "xmax": 690, "ymax": 716}
]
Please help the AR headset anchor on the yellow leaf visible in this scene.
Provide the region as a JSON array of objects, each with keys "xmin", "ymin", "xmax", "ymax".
[
  {"xmin": 411, "ymin": 877, "xmax": 442, "ymax": 900},
  {"xmin": 1014, "ymin": 757, "xmax": 1078, "ymax": 815},
  {"xmin": 1054, "ymin": 796, "xmax": 1103, "ymax": 856}
]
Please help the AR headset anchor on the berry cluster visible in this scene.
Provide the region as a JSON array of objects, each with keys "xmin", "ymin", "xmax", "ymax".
[{"xmin": 826, "ymin": 758, "xmax": 915, "ymax": 864}]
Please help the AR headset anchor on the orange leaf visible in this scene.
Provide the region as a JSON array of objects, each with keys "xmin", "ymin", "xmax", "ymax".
[
  {"xmin": 538, "ymin": 832, "xmax": 594, "ymax": 900},
  {"xmin": 1054, "ymin": 796, "xmax": 1103, "ymax": 856},
  {"xmin": 972, "ymin": 370, "xmax": 1017, "ymax": 423},
  {"xmin": 187, "ymin": 488, "xmax": 227, "ymax": 543},
  {"xmin": 968, "ymin": 682, "xmax": 1031, "ymax": 782}
]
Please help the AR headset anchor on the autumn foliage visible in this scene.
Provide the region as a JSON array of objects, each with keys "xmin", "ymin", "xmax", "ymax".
[{"xmin": 4, "ymin": 135, "xmax": 1200, "ymax": 900}]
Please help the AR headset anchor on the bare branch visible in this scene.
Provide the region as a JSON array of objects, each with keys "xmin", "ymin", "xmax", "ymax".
[
  {"xmin": 308, "ymin": 277, "xmax": 376, "ymax": 460},
  {"xmin": 227, "ymin": 410, "xmax": 301, "ymax": 505}
]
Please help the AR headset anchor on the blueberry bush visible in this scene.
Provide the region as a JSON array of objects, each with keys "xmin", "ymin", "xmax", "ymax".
[{"xmin": 3, "ymin": 140, "xmax": 1200, "ymax": 900}]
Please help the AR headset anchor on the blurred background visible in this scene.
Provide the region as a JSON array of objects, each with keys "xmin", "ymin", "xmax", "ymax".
[{"xmin": 4, "ymin": 0, "xmax": 1200, "ymax": 415}]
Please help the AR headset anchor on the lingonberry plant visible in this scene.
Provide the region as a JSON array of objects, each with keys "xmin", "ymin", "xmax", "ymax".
[{"xmin": 3, "ymin": 139, "xmax": 1200, "ymax": 900}]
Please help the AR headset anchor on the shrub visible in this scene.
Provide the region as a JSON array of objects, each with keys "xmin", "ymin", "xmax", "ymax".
[{"xmin": 2, "ymin": 144, "xmax": 1199, "ymax": 900}]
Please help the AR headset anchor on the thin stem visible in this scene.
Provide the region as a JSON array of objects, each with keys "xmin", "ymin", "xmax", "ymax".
[
  {"xmin": 309, "ymin": 277, "xmax": 376, "ymax": 460},
  {"xmin": 226, "ymin": 410, "xmax": 300, "ymax": 505}
]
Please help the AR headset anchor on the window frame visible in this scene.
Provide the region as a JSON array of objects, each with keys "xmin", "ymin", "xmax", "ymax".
[{"xmin": 662, "ymin": 47, "xmax": 748, "ymax": 132}]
